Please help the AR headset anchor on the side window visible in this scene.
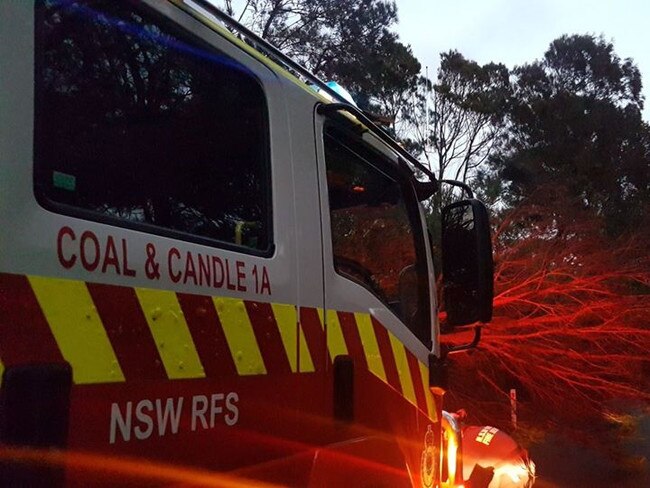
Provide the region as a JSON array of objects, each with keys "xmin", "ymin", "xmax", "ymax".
[
  {"xmin": 34, "ymin": 0, "xmax": 270, "ymax": 253},
  {"xmin": 324, "ymin": 126, "xmax": 430, "ymax": 345}
]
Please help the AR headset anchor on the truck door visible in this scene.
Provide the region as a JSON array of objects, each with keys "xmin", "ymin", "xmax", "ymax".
[{"xmin": 314, "ymin": 112, "xmax": 441, "ymax": 486}]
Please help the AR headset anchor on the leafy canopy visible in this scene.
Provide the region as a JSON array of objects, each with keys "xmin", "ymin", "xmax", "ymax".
[{"xmin": 491, "ymin": 34, "xmax": 649, "ymax": 234}]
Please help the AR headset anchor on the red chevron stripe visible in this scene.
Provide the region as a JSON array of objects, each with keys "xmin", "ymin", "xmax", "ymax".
[
  {"xmin": 87, "ymin": 282, "xmax": 166, "ymax": 381},
  {"xmin": 371, "ymin": 317, "xmax": 402, "ymax": 394},
  {"xmin": 177, "ymin": 292, "xmax": 237, "ymax": 378},
  {"xmin": 338, "ymin": 311, "xmax": 367, "ymax": 369},
  {"xmin": 0, "ymin": 273, "xmax": 65, "ymax": 367},
  {"xmin": 299, "ymin": 307, "xmax": 325, "ymax": 372},
  {"xmin": 406, "ymin": 350, "xmax": 427, "ymax": 414},
  {"xmin": 245, "ymin": 301, "xmax": 292, "ymax": 375}
]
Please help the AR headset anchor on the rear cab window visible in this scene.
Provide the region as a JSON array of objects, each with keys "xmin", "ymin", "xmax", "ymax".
[{"xmin": 34, "ymin": 0, "xmax": 271, "ymax": 254}]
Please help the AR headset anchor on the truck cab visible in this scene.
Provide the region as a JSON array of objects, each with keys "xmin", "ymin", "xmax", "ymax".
[{"xmin": 0, "ymin": 1, "xmax": 519, "ymax": 487}]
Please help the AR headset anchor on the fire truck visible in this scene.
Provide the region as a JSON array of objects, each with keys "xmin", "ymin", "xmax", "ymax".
[{"xmin": 0, "ymin": 1, "xmax": 534, "ymax": 486}]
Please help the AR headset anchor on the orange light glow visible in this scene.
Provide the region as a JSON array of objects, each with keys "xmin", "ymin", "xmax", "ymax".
[
  {"xmin": 493, "ymin": 460, "xmax": 536, "ymax": 486},
  {"xmin": 0, "ymin": 424, "xmax": 415, "ymax": 488},
  {"xmin": 447, "ymin": 432, "xmax": 458, "ymax": 486},
  {"xmin": 443, "ymin": 202, "xmax": 650, "ymax": 445},
  {"xmin": 0, "ymin": 445, "xmax": 276, "ymax": 487}
]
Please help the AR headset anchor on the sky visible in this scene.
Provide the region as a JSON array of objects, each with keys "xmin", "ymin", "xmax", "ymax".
[{"xmin": 393, "ymin": 0, "xmax": 650, "ymax": 119}]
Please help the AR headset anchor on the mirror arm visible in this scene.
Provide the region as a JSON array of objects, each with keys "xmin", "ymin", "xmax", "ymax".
[
  {"xmin": 439, "ymin": 179, "xmax": 474, "ymax": 198},
  {"xmin": 444, "ymin": 325, "xmax": 482, "ymax": 356},
  {"xmin": 431, "ymin": 325, "xmax": 483, "ymax": 391}
]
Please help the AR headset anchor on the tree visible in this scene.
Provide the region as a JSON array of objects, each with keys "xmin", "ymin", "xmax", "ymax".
[
  {"xmin": 444, "ymin": 189, "xmax": 650, "ymax": 455},
  {"xmin": 433, "ymin": 36, "xmax": 650, "ymax": 469},
  {"xmin": 338, "ymin": 33, "xmax": 421, "ymax": 131},
  {"xmin": 406, "ymin": 51, "xmax": 510, "ymax": 187},
  {"xmin": 217, "ymin": 0, "xmax": 421, "ymax": 118},
  {"xmin": 400, "ymin": 52, "xmax": 510, "ymax": 273},
  {"xmin": 491, "ymin": 34, "xmax": 650, "ymax": 235},
  {"xmin": 221, "ymin": 0, "xmax": 395, "ymax": 70}
]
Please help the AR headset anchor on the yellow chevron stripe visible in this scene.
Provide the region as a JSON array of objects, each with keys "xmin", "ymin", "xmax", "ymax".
[
  {"xmin": 298, "ymin": 307, "xmax": 322, "ymax": 373},
  {"xmin": 214, "ymin": 297, "xmax": 266, "ymax": 375},
  {"xmin": 326, "ymin": 309, "xmax": 348, "ymax": 361},
  {"xmin": 298, "ymin": 321, "xmax": 315, "ymax": 373},
  {"xmin": 29, "ymin": 276, "xmax": 124, "ymax": 384},
  {"xmin": 354, "ymin": 313, "xmax": 386, "ymax": 382},
  {"xmin": 0, "ymin": 359, "xmax": 4, "ymax": 387},
  {"xmin": 136, "ymin": 288, "xmax": 205, "ymax": 379},
  {"xmin": 271, "ymin": 303, "xmax": 298, "ymax": 373},
  {"xmin": 388, "ymin": 333, "xmax": 417, "ymax": 406},
  {"xmin": 419, "ymin": 361, "xmax": 438, "ymax": 421}
]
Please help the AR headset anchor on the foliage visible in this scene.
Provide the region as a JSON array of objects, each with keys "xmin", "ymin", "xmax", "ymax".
[
  {"xmin": 402, "ymin": 51, "xmax": 510, "ymax": 273},
  {"xmin": 408, "ymin": 51, "xmax": 510, "ymax": 187},
  {"xmin": 444, "ymin": 190, "xmax": 650, "ymax": 449},
  {"xmin": 439, "ymin": 35, "xmax": 650, "ymax": 459},
  {"xmin": 490, "ymin": 34, "xmax": 650, "ymax": 235},
  {"xmin": 343, "ymin": 34, "xmax": 421, "ymax": 129},
  {"xmin": 218, "ymin": 0, "xmax": 420, "ymax": 117}
]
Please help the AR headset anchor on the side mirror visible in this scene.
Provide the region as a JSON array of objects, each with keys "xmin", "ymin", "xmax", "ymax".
[{"xmin": 441, "ymin": 199, "xmax": 493, "ymax": 326}]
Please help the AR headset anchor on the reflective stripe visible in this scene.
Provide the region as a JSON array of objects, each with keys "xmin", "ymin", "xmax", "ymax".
[
  {"xmin": 355, "ymin": 313, "xmax": 386, "ymax": 382},
  {"xmin": 6, "ymin": 272, "xmax": 433, "ymax": 419},
  {"xmin": 372, "ymin": 318, "xmax": 401, "ymax": 392},
  {"xmin": 298, "ymin": 322, "xmax": 315, "ymax": 373},
  {"xmin": 136, "ymin": 288, "xmax": 205, "ymax": 379},
  {"xmin": 388, "ymin": 332, "xmax": 417, "ymax": 406},
  {"xmin": 406, "ymin": 351, "xmax": 428, "ymax": 414},
  {"xmin": 419, "ymin": 361, "xmax": 437, "ymax": 421},
  {"xmin": 298, "ymin": 307, "xmax": 321, "ymax": 373},
  {"xmin": 177, "ymin": 293, "xmax": 237, "ymax": 378},
  {"xmin": 88, "ymin": 283, "xmax": 167, "ymax": 381},
  {"xmin": 271, "ymin": 303, "xmax": 298, "ymax": 373},
  {"xmin": 214, "ymin": 297, "xmax": 266, "ymax": 375},
  {"xmin": 29, "ymin": 276, "xmax": 124, "ymax": 384},
  {"xmin": 0, "ymin": 359, "xmax": 4, "ymax": 386},
  {"xmin": 325, "ymin": 309, "xmax": 348, "ymax": 360},
  {"xmin": 246, "ymin": 301, "xmax": 292, "ymax": 374}
]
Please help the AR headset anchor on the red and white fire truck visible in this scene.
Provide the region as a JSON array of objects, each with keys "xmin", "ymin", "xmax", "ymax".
[{"xmin": 0, "ymin": 1, "xmax": 534, "ymax": 486}]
